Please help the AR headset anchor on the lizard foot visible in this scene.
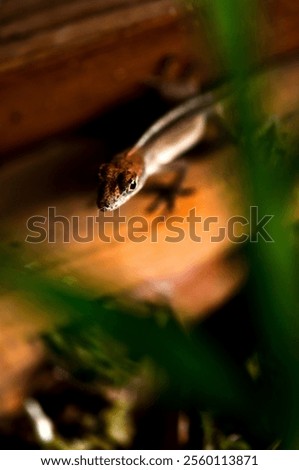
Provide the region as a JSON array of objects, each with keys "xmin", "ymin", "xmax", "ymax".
[{"xmin": 144, "ymin": 160, "xmax": 195, "ymax": 213}]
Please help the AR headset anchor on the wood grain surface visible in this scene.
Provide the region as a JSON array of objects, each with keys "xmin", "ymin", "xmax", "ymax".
[
  {"xmin": 1, "ymin": 0, "xmax": 299, "ymax": 153},
  {"xmin": 0, "ymin": 0, "xmax": 194, "ymax": 153}
]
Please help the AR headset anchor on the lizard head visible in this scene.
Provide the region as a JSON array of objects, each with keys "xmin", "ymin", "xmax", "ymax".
[{"xmin": 97, "ymin": 158, "xmax": 143, "ymax": 211}]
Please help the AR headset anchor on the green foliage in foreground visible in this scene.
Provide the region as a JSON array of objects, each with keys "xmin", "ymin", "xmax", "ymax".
[{"xmin": 190, "ymin": 0, "xmax": 299, "ymax": 448}]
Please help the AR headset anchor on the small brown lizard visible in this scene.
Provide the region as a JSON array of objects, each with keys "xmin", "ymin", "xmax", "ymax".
[{"xmin": 97, "ymin": 86, "xmax": 227, "ymax": 211}]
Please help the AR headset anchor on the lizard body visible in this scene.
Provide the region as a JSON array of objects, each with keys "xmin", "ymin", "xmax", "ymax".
[{"xmin": 97, "ymin": 86, "xmax": 227, "ymax": 211}]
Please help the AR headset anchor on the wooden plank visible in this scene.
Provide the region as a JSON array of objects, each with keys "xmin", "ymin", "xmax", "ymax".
[
  {"xmin": 0, "ymin": 0, "xmax": 195, "ymax": 153},
  {"xmin": 0, "ymin": 0, "xmax": 183, "ymax": 70},
  {"xmin": 1, "ymin": 0, "xmax": 299, "ymax": 154}
]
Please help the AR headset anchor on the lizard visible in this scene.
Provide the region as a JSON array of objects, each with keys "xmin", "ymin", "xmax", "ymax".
[{"xmin": 96, "ymin": 83, "xmax": 228, "ymax": 212}]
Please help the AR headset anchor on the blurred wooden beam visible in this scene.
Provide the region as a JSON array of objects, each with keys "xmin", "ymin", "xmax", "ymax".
[
  {"xmin": 0, "ymin": 0, "xmax": 299, "ymax": 154},
  {"xmin": 0, "ymin": 0, "xmax": 194, "ymax": 154}
]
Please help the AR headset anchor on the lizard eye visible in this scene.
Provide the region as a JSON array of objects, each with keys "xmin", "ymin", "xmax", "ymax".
[{"xmin": 129, "ymin": 179, "xmax": 137, "ymax": 191}]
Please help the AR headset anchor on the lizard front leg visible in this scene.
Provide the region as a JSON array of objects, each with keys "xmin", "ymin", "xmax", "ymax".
[{"xmin": 144, "ymin": 159, "xmax": 194, "ymax": 213}]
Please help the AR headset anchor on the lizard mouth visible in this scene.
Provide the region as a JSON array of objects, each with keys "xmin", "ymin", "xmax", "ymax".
[
  {"xmin": 97, "ymin": 200, "xmax": 112, "ymax": 211},
  {"xmin": 97, "ymin": 196, "xmax": 119, "ymax": 212},
  {"xmin": 96, "ymin": 190, "xmax": 112, "ymax": 211},
  {"xmin": 96, "ymin": 196, "xmax": 109, "ymax": 211}
]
